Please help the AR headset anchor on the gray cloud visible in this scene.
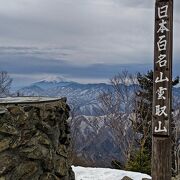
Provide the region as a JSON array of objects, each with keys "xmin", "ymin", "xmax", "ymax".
[
  {"xmin": 0, "ymin": 53, "xmax": 179, "ymax": 89},
  {"xmin": 0, "ymin": 0, "xmax": 179, "ymax": 86},
  {"xmin": 0, "ymin": 0, "xmax": 155, "ymax": 64},
  {"xmin": 112, "ymin": 0, "xmax": 153, "ymax": 8}
]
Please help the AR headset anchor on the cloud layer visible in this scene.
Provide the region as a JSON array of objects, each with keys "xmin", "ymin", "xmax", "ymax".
[{"xmin": 0, "ymin": 0, "xmax": 179, "ymax": 86}]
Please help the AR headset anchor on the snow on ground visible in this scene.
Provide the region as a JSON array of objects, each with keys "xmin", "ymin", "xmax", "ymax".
[{"xmin": 72, "ymin": 166, "xmax": 151, "ymax": 180}]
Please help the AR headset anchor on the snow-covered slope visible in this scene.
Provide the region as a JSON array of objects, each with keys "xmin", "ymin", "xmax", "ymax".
[
  {"xmin": 70, "ymin": 115, "xmax": 121, "ymax": 167},
  {"xmin": 72, "ymin": 166, "xmax": 151, "ymax": 180}
]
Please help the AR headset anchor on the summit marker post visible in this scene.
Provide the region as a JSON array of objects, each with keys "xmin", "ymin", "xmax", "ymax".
[{"xmin": 152, "ymin": 0, "xmax": 173, "ymax": 179}]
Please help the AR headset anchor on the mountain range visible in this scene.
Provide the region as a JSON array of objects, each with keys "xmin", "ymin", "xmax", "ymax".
[
  {"xmin": 17, "ymin": 77, "xmax": 180, "ymax": 114},
  {"xmin": 16, "ymin": 76, "xmax": 180, "ymax": 167},
  {"xmin": 17, "ymin": 77, "xmax": 113, "ymax": 116}
]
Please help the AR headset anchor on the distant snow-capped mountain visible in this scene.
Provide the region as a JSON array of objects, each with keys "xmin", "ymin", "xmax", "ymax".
[
  {"xmin": 30, "ymin": 75, "xmax": 74, "ymax": 89},
  {"xmin": 40, "ymin": 75, "xmax": 68, "ymax": 83}
]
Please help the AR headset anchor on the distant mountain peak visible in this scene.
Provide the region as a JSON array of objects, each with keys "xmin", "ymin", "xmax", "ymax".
[{"xmin": 40, "ymin": 75, "xmax": 69, "ymax": 83}]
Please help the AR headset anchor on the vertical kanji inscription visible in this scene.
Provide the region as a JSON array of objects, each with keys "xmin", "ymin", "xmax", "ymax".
[{"xmin": 153, "ymin": 0, "xmax": 173, "ymax": 136}]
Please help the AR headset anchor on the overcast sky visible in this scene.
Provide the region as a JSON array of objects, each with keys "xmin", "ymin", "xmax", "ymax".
[{"xmin": 0, "ymin": 0, "xmax": 180, "ymax": 87}]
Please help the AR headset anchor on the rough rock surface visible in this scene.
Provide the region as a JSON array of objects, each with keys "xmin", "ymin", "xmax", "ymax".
[
  {"xmin": 0, "ymin": 97, "xmax": 75, "ymax": 180},
  {"xmin": 121, "ymin": 176, "xmax": 133, "ymax": 180},
  {"xmin": 171, "ymin": 175, "xmax": 180, "ymax": 180}
]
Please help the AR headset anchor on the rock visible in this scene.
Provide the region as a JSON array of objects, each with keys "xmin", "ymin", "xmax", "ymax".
[
  {"xmin": 10, "ymin": 130, "xmax": 36, "ymax": 149},
  {"xmin": 19, "ymin": 145, "xmax": 49, "ymax": 160},
  {"xmin": 57, "ymin": 144, "xmax": 68, "ymax": 158},
  {"xmin": 0, "ymin": 123, "xmax": 18, "ymax": 135},
  {"xmin": 68, "ymin": 167, "xmax": 75, "ymax": 180},
  {"xmin": 24, "ymin": 131, "xmax": 51, "ymax": 147},
  {"xmin": 0, "ymin": 154, "xmax": 17, "ymax": 175},
  {"xmin": 142, "ymin": 178, "xmax": 151, "ymax": 180},
  {"xmin": 171, "ymin": 175, "xmax": 180, "ymax": 180},
  {"xmin": 7, "ymin": 106, "xmax": 23, "ymax": 116},
  {"xmin": 36, "ymin": 121, "xmax": 53, "ymax": 135},
  {"xmin": 11, "ymin": 161, "xmax": 39, "ymax": 179},
  {"xmin": 0, "ymin": 108, "xmax": 7, "ymax": 115},
  {"xmin": 121, "ymin": 176, "xmax": 133, "ymax": 180},
  {"xmin": 0, "ymin": 138, "xmax": 11, "ymax": 153},
  {"xmin": 61, "ymin": 97, "xmax": 67, "ymax": 103},
  {"xmin": 55, "ymin": 157, "xmax": 68, "ymax": 177},
  {"xmin": 0, "ymin": 98, "xmax": 74, "ymax": 180},
  {"xmin": 23, "ymin": 106, "xmax": 33, "ymax": 112},
  {"xmin": 39, "ymin": 173, "xmax": 60, "ymax": 180}
]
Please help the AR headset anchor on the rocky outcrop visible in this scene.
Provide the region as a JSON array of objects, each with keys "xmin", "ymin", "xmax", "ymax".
[
  {"xmin": 121, "ymin": 176, "xmax": 133, "ymax": 180},
  {"xmin": 0, "ymin": 97, "xmax": 75, "ymax": 180},
  {"xmin": 121, "ymin": 177, "xmax": 151, "ymax": 180}
]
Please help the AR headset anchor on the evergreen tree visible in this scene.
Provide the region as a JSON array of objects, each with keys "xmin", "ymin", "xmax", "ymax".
[
  {"xmin": 136, "ymin": 70, "xmax": 179, "ymax": 151},
  {"xmin": 136, "ymin": 70, "xmax": 153, "ymax": 151},
  {"xmin": 125, "ymin": 71, "xmax": 153, "ymax": 175},
  {"xmin": 126, "ymin": 70, "xmax": 179, "ymax": 175},
  {"xmin": 125, "ymin": 148, "xmax": 151, "ymax": 175}
]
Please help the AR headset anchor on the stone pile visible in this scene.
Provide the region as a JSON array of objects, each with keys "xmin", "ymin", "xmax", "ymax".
[{"xmin": 0, "ymin": 97, "xmax": 74, "ymax": 180}]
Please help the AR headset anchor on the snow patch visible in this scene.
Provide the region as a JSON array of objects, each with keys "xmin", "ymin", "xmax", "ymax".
[{"xmin": 72, "ymin": 166, "xmax": 151, "ymax": 180}]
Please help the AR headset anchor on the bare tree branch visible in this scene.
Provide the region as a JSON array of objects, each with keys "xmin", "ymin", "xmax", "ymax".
[
  {"xmin": 0, "ymin": 71, "xmax": 12, "ymax": 97},
  {"xmin": 98, "ymin": 70, "xmax": 138, "ymax": 163}
]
